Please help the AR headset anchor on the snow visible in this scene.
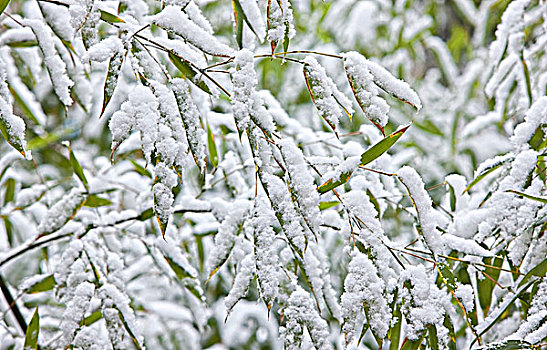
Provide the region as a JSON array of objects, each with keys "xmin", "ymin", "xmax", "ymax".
[
  {"xmin": 0, "ymin": 59, "xmax": 27, "ymax": 156},
  {"xmin": 84, "ymin": 37, "xmax": 123, "ymax": 62},
  {"xmin": 151, "ymin": 5, "xmax": 235, "ymax": 57},
  {"xmin": 398, "ymin": 166, "xmax": 445, "ymax": 256},
  {"xmin": 238, "ymin": 0, "xmax": 266, "ymax": 41},
  {"xmin": 267, "ymin": 0, "xmax": 295, "ymax": 44},
  {"xmin": 363, "ymin": 57, "xmax": 422, "ymax": 110},
  {"xmin": 37, "ymin": 189, "xmax": 85, "ymax": 235},
  {"xmin": 21, "ymin": 19, "xmax": 74, "ymax": 106},
  {"xmin": 343, "ymin": 52, "xmax": 390, "ymax": 127}
]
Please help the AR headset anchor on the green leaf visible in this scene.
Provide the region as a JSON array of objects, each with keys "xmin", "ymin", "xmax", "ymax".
[
  {"xmin": 414, "ymin": 119, "xmax": 444, "ymax": 136},
  {"xmin": 25, "ymin": 275, "xmax": 55, "ymax": 294},
  {"xmin": 428, "ymin": 324, "xmax": 439, "ymax": 350},
  {"xmin": 24, "ymin": 307, "xmax": 39, "ymax": 350},
  {"xmin": 361, "ymin": 124, "xmax": 411, "ymax": 166},
  {"xmin": 443, "ymin": 314, "xmax": 457, "ymax": 350},
  {"xmin": 505, "ymin": 189, "xmax": 547, "ymax": 204},
  {"xmin": 84, "ymin": 194, "xmax": 112, "ymax": 208},
  {"xmin": 168, "ymin": 52, "xmax": 211, "ymax": 95},
  {"xmin": 164, "ymin": 255, "xmax": 193, "ymax": 280},
  {"xmin": 477, "ymin": 340, "xmax": 532, "ymax": 350},
  {"xmin": 400, "ymin": 332, "xmax": 426, "ymax": 350},
  {"xmin": 100, "ymin": 49, "xmax": 125, "ymax": 118},
  {"xmin": 448, "ymin": 183, "xmax": 456, "ymax": 211},
  {"xmin": 478, "ymin": 256, "xmax": 503, "ymax": 315},
  {"xmin": 3, "ymin": 178, "xmax": 15, "ymax": 206},
  {"xmin": 68, "ymin": 147, "xmax": 89, "ymax": 191},
  {"xmin": 518, "ymin": 258, "xmax": 547, "ymax": 288},
  {"xmin": 99, "ymin": 9, "xmax": 125, "ymax": 23},
  {"xmin": 130, "ymin": 160, "xmax": 152, "ymax": 178},
  {"xmin": 233, "ymin": 0, "xmax": 245, "ymax": 49},
  {"xmin": 464, "ymin": 157, "xmax": 512, "ymax": 193},
  {"xmin": 389, "ymin": 304, "xmax": 402, "ymax": 350},
  {"xmin": 83, "ymin": 310, "xmax": 103, "ymax": 326},
  {"xmin": 0, "ymin": 0, "xmax": 10, "ymax": 16},
  {"xmin": 437, "ymin": 262, "xmax": 456, "ymax": 292},
  {"xmin": 317, "ymin": 171, "xmax": 353, "ymax": 194},
  {"xmin": 207, "ymin": 122, "xmax": 219, "ymax": 167},
  {"xmin": 137, "ymin": 208, "xmax": 154, "ymax": 221},
  {"xmin": 0, "ymin": 115, "xmax": 26, "ymax": 157},
  {"xmin": 318, "ymin": 201, "xmax": 339, "ymax": 210}
]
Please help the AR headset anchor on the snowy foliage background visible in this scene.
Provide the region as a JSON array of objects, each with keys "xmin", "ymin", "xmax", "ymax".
[{"xmin": 0, "ymin": 0, "xmax": 546, "ymax": 349}]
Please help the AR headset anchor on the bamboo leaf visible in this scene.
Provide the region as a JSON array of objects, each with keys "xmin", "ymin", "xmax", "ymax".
[
  {"xmin": 24, "ymin": 275, "xmax": 55, "ymax": 294},
  {"xmin": 506, "ymin": 189, "xmax": 547, "ymax": 204},
  {"xmin": 3, "ymin": 178, "xmax": 15, "ymax": 206},
  {"xmin": 400, "ymin": 332, "xmax": 426, "ymax": 350},
  {"xmin": 0, "ymin": 0, "xmax": 10, "ymax": 16},
  {"xmin": 83, "ymin": 310, "xmax": 103, "ymax": 326},
  {"xmin": 207, "ymin": 122, "xmax": 219, "ymax": 167},
  {"xmin": 84, "ymin": 194, "xmax": 112, "ymax": 208},
  {"xmin": 464, "ymin": 157, "xmax": 512, "ymax": 193},
  {"xmin": 477, "ymin": 256, "xmax": 503, "ymax": 315},
  {"xmin": 130, "ymin": 160, "xmax": 152, "ymax": 179},
  {"xmin": 168, "ymin": 52, "xmax": 211, "ymax": 95},
  {"xmin": 68, "ymin": 147, "xmax": 89, "ymax": 191},
  {"xmin": 0, "ymin": 115, "xmax": 26, "ymax": 157},
  {"xmin": 361, "ymin": 124, "xmax": 410, "ymax": 166},
  {"xmin": 24, "ymin": 307, "xmax": 39, "ymax": 350},
  {"xmin": 518, "ymin": 258, "xmax": 547, "ymax": 288},
  {"xmin": 389, "ymin": 304, "xmax": 402, "ymax": 350},
  {"xmin": 99, "ymin": 9, "xmax": 125, "ymax": 24},
  {"xmin": 317, "ymin": 171, "xmax": 353, "ymax": 194},
  {"xmin": 100, "ymin": 49, "xmax": 125, "ymax": 118},
  {"xmin": 318, "ymin": 201, "xmax": 339, "ymax": 210},
  {"xmin": 164, "ymin": 255, "xmax": 193, "ymax": 280}
]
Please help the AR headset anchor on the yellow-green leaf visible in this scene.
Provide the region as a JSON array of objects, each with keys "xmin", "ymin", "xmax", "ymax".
[
  {"xmin": 99, "ymin": 9, "xmax": 125, "ymax": 24},
  {"xmin": 506, "ymin": 190, "xmax": 547, "ymax": 204},
  {"xmin": 361, "ymin": 124, "xmax": 410, "ymax": 166},
  {"xmin": 0, "ymin": 0, "xmax": 10, "ymax": 16},
  {"xmin": 3, "ymin": 178, "xmax": 15, "ymax": 206},
  {"xmin": 318, "ymin": 201, "xmax": 339, "ymax": 210},
  {"xmin": 130, "ymin": 160, "xmax": 152, "ymax": 178},
  {"xmin": 24, "ymin": 307, "xmax": 39, "ymax": 350},
  {"xmin": 317, "ymin": 171, "xmax": 353, "ymax": 194},
  {"xmin": 207, "ymin": 122, "xmax": 219, "ymax": 167},
  {"xmin": 168, "ymin": 52, "xmax": 211, "ymax": 95},
  {"xmin": 101, "ymin": 49, "xmax": 125, "ymax": 118},
  {"xmin": 25, "ymin": 275, "xmax": 55, "ymax": 294},
  {"xmin": 68, "ymin": 147, "xmax": 89, "ymax": 191},
  {"xmin": 518, "ymin": 258, "xmax": 547, "ymax": 288},
  {"xmin": 84, "ymin": 194, "xmax": 112, "ymax": 208},
  {"xmin": 464, "ymin": 157, "xmax": 512, "ymax": 193}
]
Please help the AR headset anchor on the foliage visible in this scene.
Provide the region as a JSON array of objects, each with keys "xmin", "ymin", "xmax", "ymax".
[{"xmin": 0, "ymin": 0, "xmax": 546, "ymax": 349}]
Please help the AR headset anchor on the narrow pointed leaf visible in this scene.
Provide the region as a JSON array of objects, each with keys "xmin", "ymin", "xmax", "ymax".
[
  {"xmin": 84, "ymin": 194, "xmax": 112, "ymax": 208},
  {"xmin": 0, "ymin": 116, "xmax": 26, "ymax": 157},
  {"xmin": 361, "ymin": 124, "xmax": 410, "ymax": 166},
  {"xmin": 24, "ymin": 307, "xmax": 39, "ymax": 350},
  {"xmin": 3, "ymin": 178, "xmax": 15, "ymax": 206},
  {"xmin": 518, "ymin": 258, "xmax": 547, "ymax": 288},
  {"xmin": 68, "ymin": 147, "xmax": 89, "ymax": 191},
  {"xmin": 464, "ymin": 157, "xmax": 513, "ymax": 193},
  {"xmin": 101, "ymin": 49, "xmax": 125, "ymax": 118},
  {"xmin": 168, "ymin": 52, "xmax": 211, "ymax": 95},
  {"xmin": 100, "ymin": 9, "xmax": 125, "ymax": 24},
  {"xmin": 0, "ymin": 0, "xmax": 10, "ymax": 16},
  {"xmin": 505, "ymin": 190, "xmax": 547, "ymax": 204},
  {"xmin": 319, "ymin": 201, "xmax": 339, "ymax": 210},
  {"xmin": 317, "ymin": 171, "xmax": 353, "ymax": 194},
  {"xmin": 207, "ymin": 122, "xmax": 219, "ymax": 167},
  {"xmin": 25, "ymin": 275, "xmax": 55, "ymax": 294}
]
